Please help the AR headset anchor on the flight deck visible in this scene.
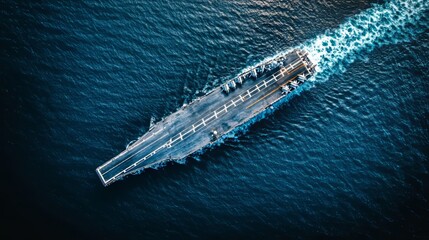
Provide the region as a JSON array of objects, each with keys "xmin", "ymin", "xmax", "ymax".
[{"xmin": 96, "ymin": 49, "xmax": 315, "ymax": 186}]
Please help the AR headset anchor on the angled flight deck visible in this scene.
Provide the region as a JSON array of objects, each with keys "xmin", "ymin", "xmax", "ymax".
[{"xmin": 96, "ymin": 49, "xmax": 315, "ymax": 186}]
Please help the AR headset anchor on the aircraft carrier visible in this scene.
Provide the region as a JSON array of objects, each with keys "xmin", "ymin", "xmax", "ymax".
[{"xmin": 96, "ymin": 49, "xmax": 316, "ymax": 186}]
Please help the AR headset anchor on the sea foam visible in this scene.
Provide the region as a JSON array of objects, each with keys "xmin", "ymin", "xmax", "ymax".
[{"xmin": 303, "ymin": 0, "xmax": 428, "ymax": 81}]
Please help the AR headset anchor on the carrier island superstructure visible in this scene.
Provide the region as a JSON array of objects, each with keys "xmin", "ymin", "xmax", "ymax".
[{"xmin": 96, "ymin": 49, "xmax": 316, "ymax": 186}]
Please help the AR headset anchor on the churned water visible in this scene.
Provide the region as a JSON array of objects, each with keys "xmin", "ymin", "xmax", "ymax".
[{"xmin": 2, "ymin": 0, "xmax": 428, "ymax": 239}]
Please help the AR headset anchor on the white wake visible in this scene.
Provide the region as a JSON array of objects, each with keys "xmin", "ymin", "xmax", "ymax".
[{"xmin": 302, "ymin": 0, "xmax": 428, "ymax": 80}]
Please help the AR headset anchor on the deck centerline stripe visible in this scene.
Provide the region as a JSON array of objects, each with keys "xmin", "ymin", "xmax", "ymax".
[{"xmin": 246, "ymin": 75, "xmax": 299, "ymax": 110}]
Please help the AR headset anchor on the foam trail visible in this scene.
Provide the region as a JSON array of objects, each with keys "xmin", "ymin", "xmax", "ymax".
[{"xmin": 302, "ymin": 0, "xmax": 428, "ymax": 80}]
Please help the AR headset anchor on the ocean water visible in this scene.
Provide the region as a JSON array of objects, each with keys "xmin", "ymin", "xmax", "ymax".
[{"xmin": 2, "ymin": 0, "xmax": 429, "ymax": 239}]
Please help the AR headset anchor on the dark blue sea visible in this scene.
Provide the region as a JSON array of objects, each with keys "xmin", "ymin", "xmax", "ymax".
[{"xmin": 2, "ymin": 0, "xmax": 428, "ymax": 239}]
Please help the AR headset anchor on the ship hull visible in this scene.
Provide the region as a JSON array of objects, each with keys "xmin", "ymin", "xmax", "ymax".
[{"xmin": 96, "ymin": 49, "xmax": 315, "ymax": 186}]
